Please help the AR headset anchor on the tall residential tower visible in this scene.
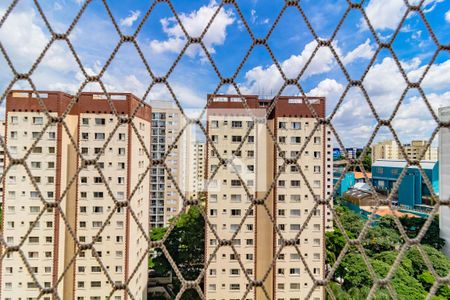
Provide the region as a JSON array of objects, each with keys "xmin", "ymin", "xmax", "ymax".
[
  {"xmin": 1, "ymin": 91, "xmax": 151, "ymax": 300},
  {"xmin": 205, "ymin": 95, "xmax": 333, "ymax": 300}
]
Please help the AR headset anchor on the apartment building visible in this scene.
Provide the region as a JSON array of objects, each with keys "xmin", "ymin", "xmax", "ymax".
[
  {"xmin": 149, "ymin": 101, "xmax": 187, "ymax": 228},
  {"xmin": 1, "ymin": 91, "xmax": 151, "ymax": 300},
  {"xmin": 372, "ymin": 139, "xmax": 438, "ymax": 161},
  {"xmin": 0, "ymin": 121, "xmax": 5, "ymax": 201},
  {"xmin": 205, "ymin": 95, "xmax": 333, "ymax": 300},
  {"xmin": 187, "ymin": 141, "xmax": 206, "ymax": 199},
  {"xmin": 439, "ymin": 107, "xmax": 450, "ymax": 257}
]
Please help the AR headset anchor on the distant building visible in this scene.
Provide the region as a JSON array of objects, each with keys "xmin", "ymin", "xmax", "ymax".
[
  {"xmin": 333, "ymin": 148, "xmax": 341, "ymax": 160},
  {"xmin": 333, "ymin": 147, "xmax": 362, "ymax": 160},
  {"xmin": 186, "ymin": 141, "xmax": 205, "ymax": 199},
  {"xmin": 333, "ymin": 167, "xmax": 355, "ymax": 197},
  {"xmin": 150, "ymin": 101, "xmax": 188, "ymax": 228},
  {"xmin": 371, "ymin": 160, "xmax": 439, "ymax": 209},
  {"xmin": 372, "ymin": 140, "xmax": 438, "ymax": 162},
  {"xmin": 439, "ymin": 107, "xmax": 450, "ymax": 257},
  {"xmin": 354, "ymin": 171, "xmax": 371, "ymax": 184},
  {"xmin": 346, "ymin": 147, "xmax": 361, "ymax": 159}
]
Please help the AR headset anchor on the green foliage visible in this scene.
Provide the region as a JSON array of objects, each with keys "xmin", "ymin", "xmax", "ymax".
[
  {"xmin": 400, "ymin": 215, "xmax": 445, "ymax": 250},
  {"xmin": 327, "ymin": 205, "xmax": 450, "ymax": 300},
  {"xmin": 150, "ymin": 205, "xmax": 205, "ymax": 299}
]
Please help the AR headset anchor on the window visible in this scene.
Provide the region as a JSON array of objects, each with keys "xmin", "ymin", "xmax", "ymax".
[
  {"xmin": 278, "ymin": 136, "xmax": 286, "ymax": 143},
  {"xmin": 231, "ymin": 194, "xmax": 241, "ymax": 202},
  {"xmin": 290, "ymin": 224, "xmax": 301, "ymax": 231},
  {"xmin": 291, "ymin": 136, "xmax": 301, "ymax": 144},
  {"xmin": 82, "ymin": 118, "xmax": 89, "ymax": 125},
  {"xmin": 231, "ymin": 209, "xmax": 241, "ymax": 216},
  {"xmin": 247, "ymin": 150, "xmax": 254, "ymax": 158},
  {"xmin": 31, "ymin": 161, "xmax": 41, "ymax": 169},
  {"xmin": 90, "ymin": 281, "xmax": 101, "ymax": 288},
  {"xmin": 231, "ymin": 121, "xmax": 242, "ymax": 128},
  {"xmin": 230, "ymin": 284, "xmax": 240, "ymax": 290},
  {"xmin": 32, "ymin": 146, "xmax": 42, "ymax": 154},
  {"xmin": 33, "ymin": 117, "xmax": 43, "ymax": 125},
  {"xmin": 290, "ymin": 209, "xmax": 301, "ymax": 216},
  {"xmin": 278, "ymin": 122, "xmax": 286, "ymax": 129},
  {"xmin": 290, "ymin": 195, "xmax": 301, "ymax": 203},
  {"xmin": 291, "ymin": 122, "xmax": 301, "ymax": 129},
  {"xmin": 223, "ymin": 269, "xmax": 238, "ymax": 279},
  {"xmin": 231, "ymin": 180, "xmax": 241, "ymax": 187},
  {"xmin": 211, "ymin": 120, "xmax": 219, "ymax": 128},
  {"xmin": 290, "ymin": 268, "xmax": 300, "ymax": 275},
  {"xmin": 81, "ymin": 132, "xmax": 89, "ymax": 140},
  {"xmin": 95, "ymin": 118, "xmax": 105, "ymax": 125},
  {"xmin": 232, "ymin": 135, "xmax": 242, "ymax": 143},
  {"xmin": 291, "ymin": 180, "xmax": 300, "ymax": 187},
  {"xmin": 94, "ymin": 133, "xmax": 105, "ymax": 140},
  {"xmin": 314, "ymin": 166, "xmax": 321, "ymax": 173}
]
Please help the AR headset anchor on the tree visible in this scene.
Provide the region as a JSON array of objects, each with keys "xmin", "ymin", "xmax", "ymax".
[
  {"xmin": 150, "ymin": 205, "xmax": 205, "ymax": 299},
  {"xmin": 400, "ymin": 215, "xmax": 445, "ymax": 250}
]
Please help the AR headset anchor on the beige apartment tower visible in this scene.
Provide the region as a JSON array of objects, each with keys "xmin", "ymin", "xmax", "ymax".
[
  {"xmin": 205, "ymin": 95, "xmax": 333, "ymax": 300},
  {"xmin": 150, "ymin": 101, "xmax": 187, "ymax": 228},
  {"xmin": 0, "ymin": 91, "xmax": 151, "ymax": 300},
  {"xmin": 372, "ymin": 139, "xmax": 437, "ymax": 161}
]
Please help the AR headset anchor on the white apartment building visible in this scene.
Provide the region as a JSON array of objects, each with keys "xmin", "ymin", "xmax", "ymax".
[
  {"xmin": 439, "ymin": 107, "xmax": 450, "ymax": 257},
  {"xmin": 1, "ymin": 91, "xmax": 151, "ymax": 300},
  {"xmin": 187, "ymin": 141, "xmax": 206, "ymax": 200},
  {"xmin": 205, "ymin": 95, "xmax": 333, "ymax": 300},
  {"xmin": 149, "ymin": 101, "xmax": 187, "ymax": 228},
  {"xmin": 372, "ymin": 139, "xmax": 438, "ymax": 162}
]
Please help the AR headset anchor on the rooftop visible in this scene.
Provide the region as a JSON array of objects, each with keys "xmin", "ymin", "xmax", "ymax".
[{"xmin": 372, "ymin": 159, "xmax": 437, "ymax": 170}]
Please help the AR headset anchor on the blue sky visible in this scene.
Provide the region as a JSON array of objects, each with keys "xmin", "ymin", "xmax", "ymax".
[{"xmin": 0, "ymin": 0, "xmax": 449, "ymax": 147}]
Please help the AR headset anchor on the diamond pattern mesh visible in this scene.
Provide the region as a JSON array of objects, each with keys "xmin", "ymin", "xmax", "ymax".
[{"xmin": 0, "ymin": 0, "xmax": 449, "ymax": 299}]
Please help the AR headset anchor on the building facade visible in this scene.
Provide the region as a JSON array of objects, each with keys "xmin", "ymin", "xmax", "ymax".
[
  {"xmin": 371, "ymin": 159, "xmax": 439, "ymax": 209},
  {"xmin": 205, "ymin": 95, "xmax": 333, "ymax": 300},
  {"xmin": 0, "ymin": 121, "xmax": 5, "ymax": 201},
  {"xmin": 186, "ymin": 141, "xmax": 206, "ymax": 199},
  {"xmin": 372, "ymin": 140, "xmax": 438, "ymax": 161},
  {"xmin": 439, "ymin": 107, "xmax": 450, "ymax": 257},
  {"xmin": 1, "ymin": 91, "xmax": 151, "ymax": 300},
  {"xmin": 149, "ymin": 101, "xmax": 187, "ymax": 228}
]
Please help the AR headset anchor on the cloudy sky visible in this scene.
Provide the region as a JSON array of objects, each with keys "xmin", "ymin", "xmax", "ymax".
[{"xmin": 0, "ymin": 0, "xmax": 449, "ymax": 147}]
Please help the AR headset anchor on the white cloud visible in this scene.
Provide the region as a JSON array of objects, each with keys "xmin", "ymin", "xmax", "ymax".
[
  {"xmin": 120, "ymin": 10, "xmax": 140, "ymax": 27},
  {"xmin": 251, "ymin": 9, "xmax": 257, "ymax": 24},
  {"xmin": 362, "ymin": 0, "xmax": 444, "ymax": 30},
  {"xmin": 445, "ymin": 10, "xmax": 450, "ymax": 23},
  {"xmin": 235, "ymin": 39, "xmax": 374, "ymax": 95},
  {"xmin": 54, "ymin": 2, "xmax": 63, "ymax": 11},
  {"xmin": 342, "ymin": 39, "xmax": 375, "ymax": 65},
  {"xmin": 0, "ymin": 8, "xmax": 74, "ymax": 73},
  {"xmin": 307, "ymin": 78, "xmax": 344, "ymax": 109},
  {"xmin": 363, "ymin": 0, "xmax": 406, "ymax": 31},
  {"xmin": 149, "ymin": 1, "xmax": 235, "ymax": 58}
]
